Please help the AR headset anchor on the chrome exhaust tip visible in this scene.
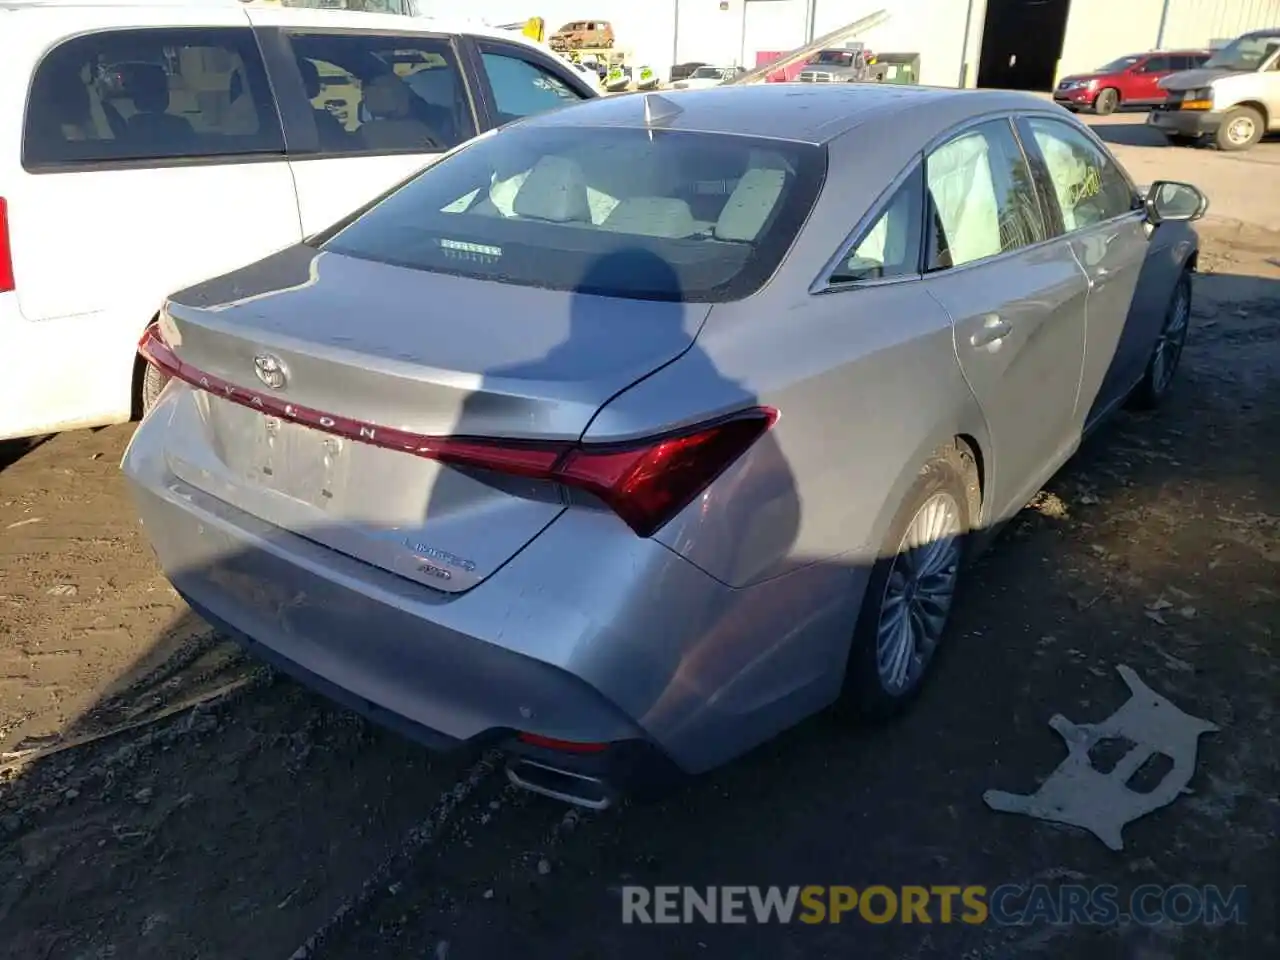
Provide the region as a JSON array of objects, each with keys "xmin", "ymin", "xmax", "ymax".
[{"xmin": 506, "ymin": 758, "xmax": 614, "ymax": 810}]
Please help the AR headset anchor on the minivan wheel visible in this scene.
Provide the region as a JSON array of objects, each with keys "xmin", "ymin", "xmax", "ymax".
[
  {"xmin": 842, "ymin": 446, "xmax": 972, "ymax": 720},
  {"xmin": 1130, "ymin": 269, "xmax": 1192, "ymax": 409},
  {"xmin": 1214, "ymin": 106, "xmax": 1263, "ymax": 152},
  {"xmin": 1093, "ymin": 87, "xmax": 1120, "ymax": 115}
]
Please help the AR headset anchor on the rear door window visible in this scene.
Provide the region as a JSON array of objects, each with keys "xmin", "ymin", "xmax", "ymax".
[
  {"xmin": 23, "ymin": 26, "xmax": 283, "ymax": 167},
  {"xmin": 286, "ymin": 32, "xmax": 475, "ymax": 155},
  {"xmin": 924, "ymin": 119, "xmax": 1047, "ymax": 270}
]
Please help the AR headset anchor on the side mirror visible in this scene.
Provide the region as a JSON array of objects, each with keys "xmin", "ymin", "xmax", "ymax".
[{"xmin": 1145, "ymin": 180, "xmax": 1208, "ymax": 225}]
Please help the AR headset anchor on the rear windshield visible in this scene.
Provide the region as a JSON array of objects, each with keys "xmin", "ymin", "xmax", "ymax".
[{"xmin": 320, "ymin": 125, "xmax": 826, "ymax": 302}]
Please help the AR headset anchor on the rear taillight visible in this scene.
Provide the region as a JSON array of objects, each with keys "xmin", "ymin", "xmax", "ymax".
[
  {"xmin": 516, "ymin": 732, "xmax": 609, "ymax": 753},
  {"xmin": 0, "ymin": 198, "xmax": 14, "ymax": 293},
  {"xmin": 138, "ymin": 321, "xmax": 777, "ymax": 537}
]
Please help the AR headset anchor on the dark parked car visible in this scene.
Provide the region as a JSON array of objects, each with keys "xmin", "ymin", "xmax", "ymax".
[
  {"xmin": 1054, "ymin": 49, "xmax": 1211, "ymax": 115},
  {"xmin": 668, "ymin": 61, "xmax": 706, "ymax": 82}
]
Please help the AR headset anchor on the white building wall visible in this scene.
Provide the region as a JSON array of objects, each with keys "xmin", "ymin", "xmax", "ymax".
[
  {"xmin": 439, "ymin": 0, "xmax": 977, "ymax": 85},
  {"xmin": 434, "ymin": 0, "xmax": 1278, "ymax": 89},
  {"xmin": 1057, "ymin": 0, "xmax": 1280, "ymax": 84}
]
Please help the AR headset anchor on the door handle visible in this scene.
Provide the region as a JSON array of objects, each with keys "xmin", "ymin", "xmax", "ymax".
[{"xmin": 969, "ymin": 315, "xmax": 1011, "ymax": 349}]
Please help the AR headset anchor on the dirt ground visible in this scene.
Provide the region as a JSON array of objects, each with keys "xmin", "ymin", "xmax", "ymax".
[{"xmin": 2, "ymin": 157, "xmax": 1279, "ymax": 956}]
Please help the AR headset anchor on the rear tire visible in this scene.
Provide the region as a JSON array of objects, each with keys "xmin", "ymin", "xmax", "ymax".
[
  {"xmin": 1093, "ymin": 87, "xmax": 1120, "ymax": 115},
  {"xmin": 139, "ymin": 361, "xmax": 169, "ymax": 417},
  {"xmin": 1129, "ymin": 269, "xmax": 1192, "ymax": 410},
  {"xmin": 841, "ymin": 445, "xmax": 973, "ymax": 721},
  {"xmin": 1214, "ymin": 105, "xmax": 1264, "ymax": 152}
]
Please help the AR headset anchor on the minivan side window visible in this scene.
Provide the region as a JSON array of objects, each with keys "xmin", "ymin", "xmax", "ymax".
[
  {"xmin": 23, "ymin": 27, "xmax": 283, "ymax": 168},
  {"xmin": 1141, "ymin": 55, "xmax": 1172, "ymax": 72},
  {"xmin": 478, "ymin": 49, "xmax": 587, "ymax": 124},
  {"xmin": 286, "ymin": 32, "xmax": 475, "ymax": 155},
  {"xmin": 1022, "ymin": 117, "xmax": 1135, "ymax": 232},
  {"xmin": 924, "ymin": 119, "xmax": 1047, "ymax": 270}
]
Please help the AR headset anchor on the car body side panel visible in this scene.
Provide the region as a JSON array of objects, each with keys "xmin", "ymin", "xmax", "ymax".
[
  {"xmin": 1116, "ymin": 219, "xmax": 1199, "ymax": 398},
  {"xmin": 1068, "ymin": 212, "xmax": 1151, "ymax": 422},
  {"xmin": 598, "ymin": 284, "xmax": 966, "ymax": 589},
  {"xmin": 933, "ymin": 240, "xmax": 1090, "ymax": 523}
]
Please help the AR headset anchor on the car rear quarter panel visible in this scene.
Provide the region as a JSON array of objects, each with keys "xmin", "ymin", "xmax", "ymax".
[
  {"xmin": 619, "ymin": 283, "xmax": 985, "ymax": 589},
  {"xmin": 586, "ymin": 108, "xmax": 995, "ymax": 590}
]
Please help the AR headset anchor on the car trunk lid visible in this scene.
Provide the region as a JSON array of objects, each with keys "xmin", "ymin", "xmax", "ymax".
[{"xmin": 151, "ymin": 245, "xmax": 711, "ymax": 593}]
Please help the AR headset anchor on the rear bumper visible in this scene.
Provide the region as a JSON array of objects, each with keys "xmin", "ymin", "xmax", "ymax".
[
  {"xmin": 183, "ymin": 593, "xmax": 682, "ymax": 803},
  {"xmin": 126, "ymin": 460, "xmax": 653, "ymax": 750},
  {"xmin": 1148, "ymin": 108, "xmax": 1222, "ymax": 137},
  {"xmin": 122, "ymin": 391, "xmax": 864, "ymax": 780}
]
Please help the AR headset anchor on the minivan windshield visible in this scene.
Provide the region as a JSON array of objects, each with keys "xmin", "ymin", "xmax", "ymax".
[
  {"xmin": 691, "ymin": 66, "xmax": 726, "ymax": 79},
  {"xmin": 320, "ymin": 126, "xmax": 826, "ymax": 302},
  {"xmin": 1095, "ymin": 55, "xmax": 1141, "ymax": 73},
  {"xmin": 1202, "ymin": 33, "xmax": 1280, "ymax": 71}
]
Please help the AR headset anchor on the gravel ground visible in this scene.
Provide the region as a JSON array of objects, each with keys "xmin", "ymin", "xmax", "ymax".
[{"xmin": 0, "ymin": 221, "xmax": 1277, "ymax": 960}]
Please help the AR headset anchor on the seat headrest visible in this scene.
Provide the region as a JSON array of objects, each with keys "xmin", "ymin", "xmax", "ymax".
[
  {"xmin": 120, "ymin": 62, "xmax": 171, "ymax": 113},
  {"xmin": 512, "ymin": 156, "xmax": 591, "ymax": 223},
  {"xmin": 603, "ymin": 197, "xmax": 697, "ymax": 238},
  {"xmin": 363, "ymin": 74, "xmax": 411, "ymax": 118},
  {"xmin": 714, "ymin": 167, "xmax": 787, "ymax": 242}
]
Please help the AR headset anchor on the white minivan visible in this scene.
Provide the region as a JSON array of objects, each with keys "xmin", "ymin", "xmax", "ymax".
[{"xmin": 0, "ymin": 0, "xmax": 597, "ymax": 441}]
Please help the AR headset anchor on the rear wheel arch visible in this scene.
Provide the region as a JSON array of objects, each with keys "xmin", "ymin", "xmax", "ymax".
[
  {"xmin": 870, "ymin": 423, "xmax": 987, "ymax": 558},
  {"xmin": 840, "ymin": 437, "xmax": 976, "ymax": 719},
  {"xmin": 952, "ymin": 433, "xmax": 985, "ymax": 526}
]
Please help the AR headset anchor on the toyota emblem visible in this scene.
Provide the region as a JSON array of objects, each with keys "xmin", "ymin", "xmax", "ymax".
[{"xmin": 253, "ymin": 354, "xmax": 288, "ymax": 391}]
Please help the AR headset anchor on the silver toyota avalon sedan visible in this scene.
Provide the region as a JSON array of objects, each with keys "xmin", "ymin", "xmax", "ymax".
[{"xmin": 123, "ymin": 84, "xmax": 1207, "ymax": 808}]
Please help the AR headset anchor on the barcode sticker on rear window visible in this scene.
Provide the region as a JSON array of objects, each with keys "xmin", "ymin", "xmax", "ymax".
[{"xmin": 440, "ymin": 238, "xmax": 501, "ymax": 257}]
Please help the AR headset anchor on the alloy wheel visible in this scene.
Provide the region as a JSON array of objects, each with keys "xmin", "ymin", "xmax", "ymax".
[
  {"xmin": 875, "ymin": 492, "xmax": 963, "ymax": 694},
  {"xmin": 1152, "ymin": 278, "xmax": 1191, "ymax": 395}
]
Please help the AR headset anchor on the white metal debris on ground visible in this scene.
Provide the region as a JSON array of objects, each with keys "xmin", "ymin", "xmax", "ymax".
[{"xmin": 984, "ymin": 665, "xmax": 1220, "ymax": 851}]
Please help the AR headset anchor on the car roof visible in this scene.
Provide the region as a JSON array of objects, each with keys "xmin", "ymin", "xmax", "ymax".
[
  {"xmin": 524, "ymin": 83, "xmax": 1056, "ymax": 146},
  {"xmin": 0, "ymin": 0, "xmax": 543, "ymax": 40}
]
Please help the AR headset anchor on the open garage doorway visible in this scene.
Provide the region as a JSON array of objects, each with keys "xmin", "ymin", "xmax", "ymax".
[{"xmin": 977, "ymin": 0, "xmax": 1072, "ymax": 92}]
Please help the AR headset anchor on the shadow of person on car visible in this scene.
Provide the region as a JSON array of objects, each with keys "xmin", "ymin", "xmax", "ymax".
[{"xmin": 418, "ymin": 244, "xmax": 837, "ymax": 789}]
